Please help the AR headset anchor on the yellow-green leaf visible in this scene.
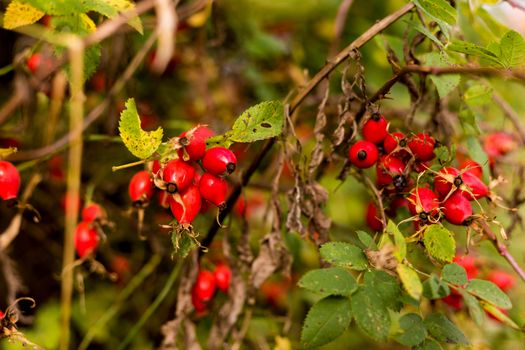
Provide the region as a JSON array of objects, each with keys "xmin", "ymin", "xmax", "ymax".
[
  {"xmin": 118, "ymin": 98, "xmax": 163, "ymax": 159},
  {"xmin": 387, "ymin": 220, "xmax": 406, "ymax": 262},
  {"xmin": 397, "ymin": 264, "xmax": 423, "ymax": 300},
  {"xmin": 3, "ymin": 1, "xmax": 44, "ymax": 29}
]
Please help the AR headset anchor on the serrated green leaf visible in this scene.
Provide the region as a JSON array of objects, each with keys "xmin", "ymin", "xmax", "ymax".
[
  {"xmin": 320, "ymin": 242, "xmax": 368, "ymax": 270},
  {"xmin": 301, "ymin": 296, "xmax": 352, "ymax": 349},
  {"xmin": 356, "ymin": 230, "xmax": 377, "ymax": 250},
  {"xmin": 499, "ymin": 30, "xmax": 525, "ymax": 68},
  {"xmin": 447, "ymin": 41, "xmax": 502, "ymax": 66},
  {"xmin": 397, "ymin": 264, "xmax": 423, "ymax": 300},
  {"xmin": 351, "ymin": 287, "xmax": 391, "ymax": 341},
  {"xmin": 394, "ymin": 313, "xmax": 427, "ymax": 346},
  {"xmin": 423, "ymin": 225, "xmax": 455, "ymax": 263},
  {"xmin": 228, "ymin": 101, "xmax": 284, "ymax": 143},
  {"xmin": 466, "ymin": 279, "xmax": 512, "ymax": 309},
  {"xmin": 424, "ymin": 313, "xmax": 469, "ymax": 345},
  {"xmin": 413, "ymin": 0, "xmax": 457, "ymax": 25},
  {"xmin": 426, "ymin": 52, "xmax": 460, "ymax": 98},
  {"xmin": 364, "ymin": 270, "xmax": 402, "ymax": 310},
  {"xmin": 413, "ymin": 339, "xmax": 443, "ymax": 350},
  {"xmin": 298, "ymin": 267, "xmax": 357, "ymax": 297},
  {"xmin": 118, "ymin": 98, "xmax": 163, "ymax": 159},
  {"xmin": 3, "ymin": 0, "xmax": 44, "ymax": 29},
  {"xmin": 442, "ymin": 263, "xmax": 468, "ymax": 286},
  {"xmin": 423, "ymin": 274, "xmax": 450, "ymax": 300},
  {"xmin": 459, "ymin": 289, "xmax": 485, "ymax": 326},
  {"xmin": 387, "ymin": 220, "xmax": 405, "ymax": 262},
  {"xmin": 405, "ymin": 19, "xmax": 444, "ymax": 49}
]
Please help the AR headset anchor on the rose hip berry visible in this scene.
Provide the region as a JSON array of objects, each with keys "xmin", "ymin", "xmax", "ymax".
[
  {"xmin": 202, "ymin": 147, "xmax": 237, "ymax": 177},
  {"xmin": 169, "ymin": 185, "xmax": 202, "ymax": 224},
  {"xmin": 193, "ymin": 270, "xmax": 216, "ymax": 302},
  {"xmin": 408, "ymin": 133, "xmax": 435, "ymax": 161},
  {"xmin": 214, "ymin": 264, "xmax": 232, "ymax": 292},
  {"xmin": 366, "ymin": 202, "xmax": 384, "ymax": 231},
  {"xmin": 199, "ymin": 173, "xmax": 228, "ymax": 209},
  {"xmin": 74, "ymin": 222, "xmax": 99, "ymax": 258},
  {"xmin": 0, "ymin": 160, "xmax": 21, "ymax": 201},
  {"xmin": 362, "ymin": 114, "xmax": 388, "ymax": 144},
  {"xmin": 81, "ymin": 203, "xmax": 105, "ymax": 223},
  {"xmin": 434, "ymin": 167, "xmax": 461, "ymax": 199},
  {"xmin": 487, "ymin": 270, "xmax": 516, "ymax": 292},
  {"xmin": 453, "ymin": 255, "xmax": 479, "ymax": 280},
  {"xmin": 348, "ymin": 140, "xmax": 379, "ymax": 169},
  {"xmin": 376, "ymin": 155, "xmax": 406, "ymax": 187},
  {"xmin": 443, "ymin": 191, "xmax": 473, "ymax": 225},
  {"xmin": 460, "ymin": 171, "xmax": 488, "ymax": 201},
  {"xmin": 128, "ymin": 170, "xmax": 154, "ymax": 205},
  {"xmin": 383, "ymin": 132, "xmax": 406, "ymax": 155},
  {"xmin": 407, "ymin": 188, "xmax": 439, "ymax": 220},
  {"xmin": 162, "ymin": 159, "xmax": 196, "ymax": 194},
  {"xmin": 177, "ymin": 125, "xmax": 215, "ymax": 162},
  {"xmin": 460, "ymin": 159, "xmax": 483, "ymax": 179}
]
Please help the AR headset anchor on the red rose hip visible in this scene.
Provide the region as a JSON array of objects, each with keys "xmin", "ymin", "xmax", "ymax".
[
  {"xmin": 443, "ymin": 191, "xmax": 473, "ymax": 225},
  {"xmin": 408, "ymin": 133, "xmax": 435, "ymax": 161},
  {"xmin": 348, "ymin": 140, "xmax": 379, "ymax": 169},
  {"xmin": 362, "ymin": 114, "xmax": 388, "ymax": 144},
  {"xmin": 214, "ymin": 264, "xmax": 232, "ymax": 292},
  {"xmin": 0, "ymin": 160, "xmax": 21, "ymax": 201},
  {"xmin": 199, "ymin": 173, "xmax": 228, "ymax": 209},
  {"xmin": 74, "ymin": 222, "xmax": 100, "ymax": 258},
  {"xmin": 202, "ymin": 147, "xmax": 237, "ymax": 177},
  {"xmin": 169, "ymin": 184, "xmax": 202, "ymax": 224},
  {"xmin": 162, "ymin": 159, "xmax": 196, "ymax": 194},
  {"xmin": 128, "ymin": 170, "xmax": 154, "ymax": 205}
]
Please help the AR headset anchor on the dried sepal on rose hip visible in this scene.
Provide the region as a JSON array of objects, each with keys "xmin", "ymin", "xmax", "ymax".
[
  {"xmin": 407, "ymin": 187, "xmax": 440, "ymax": 223},
  {"xmin": 177, "ymin": 125, "xmax": 215, "ymax": 162}
]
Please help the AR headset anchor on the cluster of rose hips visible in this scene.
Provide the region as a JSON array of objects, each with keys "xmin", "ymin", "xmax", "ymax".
[
  {"xmin": 191, "ymin": 263, "xmax": 232, "ymax": 312},
  {"xmin": 347, "ymin": 113, "xmax": 516, "ymax": 231},
  {"xmin": 443, "ymin": 255, "xmax": 515, "ymax": 320},
  {"xmin": 74, "ymin": 203, "xmax": 106, "ymax": 259},
  {"xmin": 126, "ymin": 125, "xmax": 237, "ymax": 231},
  {"xmin": 0, "ymin": 160, "xmax": 21, "ymax": 204}
]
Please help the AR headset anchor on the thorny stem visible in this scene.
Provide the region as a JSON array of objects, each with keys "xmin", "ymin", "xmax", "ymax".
[
  {"xmin": 479, "ymin": 221, "xmax": 525, "ymax": 283},
  {"xmin": 201, "ymin": 1, "xmax": 416, "ymax": 249}
]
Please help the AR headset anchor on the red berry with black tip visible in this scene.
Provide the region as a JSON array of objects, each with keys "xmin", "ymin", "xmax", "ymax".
[
  {"xmin": 177, "ymin": 125, "xmax": 215, "ymax": 162},
  {"xmin": 366, "ymin": 202, "xmax": 383, "ymax": 231},
  {"xmin": 487, "ymin": 270, "xmax": 516, "ymax": 292},
  {"xmin": 74, "ymin": 222, "xmax": 99, "ymax": 258},
  {"xmin": 434, "ymin": 167, "xmax": 460, "ymax": 199},
  {"xmin": 128, "ymin": 170, "xmax": 154, "ymax": 205},
  {"xmin": 169, "ymin": 184, "xmax": 202, "ymax": 224},
  {"xmin": 214, "ymin": 264, "xmax": 232, "ymax": 292},
  {"xmin": 460, "ymin": 159, "xmax": 483, "ymax": 179},
  {"xmin": 349, "ymin": 140, "xmax": 379, "ymax": 169},
  {"xmin": 383, "ymin": 132, "xmax": 407, "ymax": 155},
  {"xmin": 193, "ymin": 270, "xmax": 216, "ymax": 302},
  {"xmin": 376, "ymin": 155, "xmax": 406, "ymax": 187},
  {"xmin": 162, "ymin": 159, "xmax": 196, "ymax": 194},
  {"xmin": 199, "ymin": 173, "xmax": 228, "ymax": 209},
  {"xmin": 443, "ymin": 191, "xmax": 473, "ymax": 225},
  {"xmin": 461, "ymin": 171, "xmax": 488, "ymax": 201},
  {"xmin": 81, "ymin": 203, "xmax": 105, "ymax": 223},
  {"xmin": 408, "ymin": 133, "xmax": 435, "ymax": 161},
  {"xmin": 408, "ymin": 188, "xmax": 440, "ymax": 219},
  {"xmin": 0, "ymin": 160, "xmax": 21, "ymax": 201},
  {"xmin": 362, "ymin": 114, "xmax": 388, "ymax": 144},
  {"xmin": 202, "ymin": 147, "xmax": 237, "ymax": 177}
]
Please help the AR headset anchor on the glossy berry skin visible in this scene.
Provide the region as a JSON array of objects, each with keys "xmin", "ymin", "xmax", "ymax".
[
  {"xmin": 193, "ymin": 270, "xmax": 216, "ymax": 302},
  {"xmin": 407, "ymin": 188, "xmax": 439, "ymax": 219},
  {"xmin": 202, "ymin": 147, "xmax": 237, "ymax": 177},
  {"xmin": 362, "ymin": 114, "xmax": 388, "ymax": 144},
  {"xmin": 74, "ymin": 222, "xmax": 99, "ymax": 258},
  {"xmin": 453, "ymin": 255, "xmax": 478, "ymax": 280},
  {"xmin": 383, "ymin": 132, "xmax": 406, "ymax": 154},
  {"xmin": 157, "ymin": 190, "xmax": 170, "ymax": 209},
  {"xmin": 214, "ymin": 264, "xmax": 232, "ymax": 292},
  {"xmin": 128, "ymin": 170, "xmax": 154, "ymax": 204},
  {"xmin": 487, "ymin": 270, "xmax": 516, "ymax": 292},
  {"xmin": 192, "ymin": 289, "xmax": 207, "ymax": 312},
  {"xmin": 177, "ymin": 125, "xmax": 215, "ymax": 162},
  {"xmin": 408, "ymin": 133, "xmax": 435, "ymax": 161},
  {"xmin": 199, "ymin": 173, "xmax": 228, "ymax": 208},
  {"xmin": 460, "ymin": 159, "xmax": 483, "ymax": 179},
  {"xmin": 366, "ymin": 202, "xmax": 383, "ymax": 231},
  {"xmin": 81, "ymin": 203, "xmax": 105, "ymax": 223},
  {"xmin": 460, "ymin": 171, "xmax": 488, "ymax": 201},
  {"xmin": 434, "ymin": 167, "xmax": 460, "ymax": 198},
  {"xmin": 443, "ymin": 191, "xmax": 473, "ymax": 225},
  {"xmin": 169, "ymin": 185, "xmax": 202, "ymax": 224},
  {"xmin": 162, "ymin": 159, "xmax": 196, "ymax": 194},
  {"xmin": 348, "ymin": 140, "xmax": 379, "ymax": 169},
  {"xmin": 0, "ymin": 160, "xmax": 21, "ymax": 201},
  {"xmin": 376, "ymin": 155, "xmax": 406, "ymax": 187}
]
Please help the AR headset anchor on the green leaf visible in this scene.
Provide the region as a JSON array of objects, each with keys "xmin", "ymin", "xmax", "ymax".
[
  {"xmin": 405, "ymin": 19, "xmax": 444, "ymax": 49},
  {"xmin": 118, "ymin": 98, "xmax": 163, "ymax": 159},
  {"xmin": 351, "ymin": 287, "xmax": 391, "ymax": 341},
  {"xmin": 466, "ymin": 136, "xmax": 490, "ymax": 184},
  {"xmin": 424, "ymin": 313, "xmax": 469, "ymax": 345},
  {"xmin": 426, "ymin": 52, "xmax": 460, "ymax": 98},
  {"xmin": 3, "ymin": 0, "xmax": 44, "ymax": 29},
  {"xmin": 459, "ymin": 289, "xmax": 485, "ymax": 326},
  {"xmin": 481, "ymin": 301, "xmax": 521, "ymax": 329},
  {"xmin": 364, "ymin": 270, "xmax": 402, "ymax": 310},
  {"xmin": 413, "ymin": 339, "xmax": 443, "ymax": 350},
  {"xmin": 298, "ymin": 267, "xmax": 357, "ymax": 297},
  {"xmin": 466, "ymin": 279, "xmax": 512, "ymax": 309},
  {"xmin": 447, "ymin": 41, "xmax": 502, "ymax": 66},
  {"xmin": 397, "ymin": 264, "xmax": 423, "ymax": 300},
  {"xmin": 174, "ymin": 233, "xmax": 197, "ymax": 258},
  {"xmin": 499, "ymin": 30, "xmax": 525, "ymax": 68},
  {"xmin": 423, "ymin": 225, "xmax": 455, "ymax": 263},
  {"xmin": 442, "ymin": 263, "xmax": 468, "ymax": 286},
  {"xmin": 89, "ymin": 0, "xmax": 143, "ymax": 34},
  {"xmin": 319, "ymin": 242, "xmax": 368, "ymax": 271},
  {"xmin": 458, "ymin": 108, "xmax": 481, "ymax": 136},
  {"xmin": 394, "ymin": 313, "xmax": 427, "ymax": 346},
  {"xmin": 230, "ymin": 100, "xmax": 284, "ymax": 143},
  {"xmin": 423, "ymin": 275, "xmax": 450, "ymax": 300},
  {"xmin": 301, "ymin": 296, "xmax": 352, "ymax": 349},
  {"xmin": 413, "ymin": 0, "xmax": 457, "ymax": 25},
  {"xmin": 464, "ymin": 83, "xmax": 493, "ymax": 107},
  {"xmin": 356, "ymin": 230, "xmax": 377, "ymax": 250},
  {"xmin": 387, "ymin": 220, "xmax": 405, "ymax": 262}
]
